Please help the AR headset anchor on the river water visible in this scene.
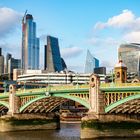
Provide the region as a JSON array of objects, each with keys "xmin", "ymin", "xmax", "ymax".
[{"xmin": 0, "ymin": 123, "xmax": 139, "ymax": 140}]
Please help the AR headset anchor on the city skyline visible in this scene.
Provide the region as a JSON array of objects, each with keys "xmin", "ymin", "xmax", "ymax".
[{"xmin": 0, "ymin": 0, "xmax": 140, "ymax": 72}]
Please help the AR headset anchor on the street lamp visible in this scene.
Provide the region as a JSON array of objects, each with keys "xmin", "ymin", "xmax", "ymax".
[
  {"xmin": 24, "ymin": 81, "xmax": 26, "ymax": 91},
  {"xmin": 112, "ymin": 69, "xmax": 114, "ymax": 83},
  {"xmin": 47, "ymin": 75, "xmax": 50, "ymax": 92},
  {"xmin": 3, "ymin": 81, "xmax": 7, "ymax": 94},
  {"xmin": 76, "ymin": 73, "xmax": 79, "ymax": 89}
]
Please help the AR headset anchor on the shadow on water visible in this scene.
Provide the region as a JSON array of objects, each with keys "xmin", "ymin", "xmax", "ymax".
[{"xmin": 0, "ymin": 123, "xmax": 139, "ymax": 140}]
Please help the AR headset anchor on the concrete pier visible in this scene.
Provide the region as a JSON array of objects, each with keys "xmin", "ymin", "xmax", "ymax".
[
  {"xmin": 0, "ymin": 114, "xmax": 60, "ymax": 132},
  {"xmin": 80, "ymin": 113, "xmax": 140, "ymax": 139}
]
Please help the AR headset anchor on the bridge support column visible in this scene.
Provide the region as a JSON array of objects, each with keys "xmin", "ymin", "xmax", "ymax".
[
  {"xmin": 88, "ymin": 74, "xmax": 105, "ymax": 117},
  {"xmin": 8, "ymin": 85, "xmax": 20, "ymax": 116},
  {"xmin": 81, "ymin": 74, "xmax": 140, "ymax": 139}
]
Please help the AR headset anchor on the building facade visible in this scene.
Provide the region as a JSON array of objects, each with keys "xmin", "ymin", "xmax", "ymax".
[
  {"xmin": 8, "ymin": 58, "xmax": 21, "ymax": 74},
  {"xmin": 6, "ymin": 53, "xmax": 12, "ymax": 73},
  {"xmin": 44, "ymin": 36, "xmax": 66, "ymax": 72},
  {"xmin": 94, "ymin": 67, "xmax": 106, "ymax": 75},
  {"xmin": 17, "ymin": 71, "xmax": 106, "ymax": 85},
  {"xmin": 85, "ymin": 50, "xmax": 99, "ymax": 74},
  {"xmin": 118, "ymin": 43, "xmax": 140, "ymax": 75},
  {"xmin": 22, "ymin": 14, "xmax": 39, "ymax": 70},
  {"xmin": 0, "ymin": 48, "xmax": 4, "ymax": 75},
  {"xmin": 6, "ymin": 53, "xmax": 21, "ymax": 74}
]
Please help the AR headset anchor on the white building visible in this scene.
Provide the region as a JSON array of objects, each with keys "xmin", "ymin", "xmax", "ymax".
[{"xmin": 16, "ymin": 70, "xmax": 106, "ymax": 85}]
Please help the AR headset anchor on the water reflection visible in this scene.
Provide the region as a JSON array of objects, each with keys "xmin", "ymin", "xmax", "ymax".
[{"xmin": 0, "ymin": 123, "xmax": 139, "ymax": 140}]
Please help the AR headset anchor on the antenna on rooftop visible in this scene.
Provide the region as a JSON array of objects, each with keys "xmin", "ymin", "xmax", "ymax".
[{"xmin": 22, "ymin": 10, "xmax": 27, "ymax": 23}]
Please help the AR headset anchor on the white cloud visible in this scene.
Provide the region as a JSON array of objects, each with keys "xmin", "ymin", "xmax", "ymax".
[
  {"xmin": 93, "ymin": 9, "xmax": 140, "ymax": 44},
  {"xmin": 123, "ymin": 31, "xmax": 140, "ymax": 43},
  {"xmin": 61, "ymin": 46, "xmax": 83, "ymax": 59},
  {"xmin": 0, "ymin": 7, "xmax": 22, "ymax": 37},
  {"xmin": 94, "ymin": 9, "xmax": 137, "ymax": 30},
  {"xmin": 87, "ymin": 37, "xmax": 119, "ymax": 46},
  {"xmin": 0, "ymin": 43, "xmax": 21, "ymax": 58}
]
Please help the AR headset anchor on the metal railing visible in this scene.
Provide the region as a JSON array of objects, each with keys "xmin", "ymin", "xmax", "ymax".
[
  {"xmin": 100, "ymin": 82, "xmax": 140, "ymax": 88},
  {"xmin": 15, "ymin": 84, "xmax": 89, "ymax": 94}
]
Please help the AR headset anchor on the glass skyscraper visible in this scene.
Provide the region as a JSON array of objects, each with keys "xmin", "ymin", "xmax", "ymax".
[
  {"xmin": 0, "ymin": 48, "xmax": 4, "ymax": 75},
  {"xmin": 44, "ymin": 36, "xmax": 66, "ymax": 72},
  {"xmin": 118, "ymin": 43, "xmax": 140, "ymax": 74},
  {"xmin": 85, "ymin": 50, "xmax": 99, "ymax": 74},
  {"xmin": 22, "ymin": 14, "xmax": 39, "ymax": 70}
]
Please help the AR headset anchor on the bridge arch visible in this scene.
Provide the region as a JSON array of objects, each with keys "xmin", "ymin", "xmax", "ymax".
[
  {"xmin": 105, "ymin": 94, "xmax": 140, "ymax": 113},
  {"xmin": 20, "ymin": 93, "xmax": 90, "ymax": 113},
  {"xmin": 0, "ymin": 101, "xmax": 9, "ymax": 109}
]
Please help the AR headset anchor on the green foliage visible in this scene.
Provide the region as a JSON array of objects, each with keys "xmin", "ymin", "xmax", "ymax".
[
  {"xmin": 81, "ymin": 120, "xmax": 140, "ymax": 130},
  {"xmin": 0, "ymin": 117, "xmax": 59, "ymax": 126}
]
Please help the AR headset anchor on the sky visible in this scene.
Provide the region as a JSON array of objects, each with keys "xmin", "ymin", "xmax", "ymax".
[{"xmin": 0, "ymin": 0, "xmax": 140, "ymax": 73}]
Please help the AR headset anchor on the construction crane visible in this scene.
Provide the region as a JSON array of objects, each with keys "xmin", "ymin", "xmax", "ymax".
[{"xmin": 22, "ymin": 10, "xmax": 27, "ymax": 24}]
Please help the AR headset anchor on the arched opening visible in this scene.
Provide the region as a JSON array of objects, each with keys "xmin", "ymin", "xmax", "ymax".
[{"xmin": 20, "ymin": 95, "xmax": 89, "ymax": 120}]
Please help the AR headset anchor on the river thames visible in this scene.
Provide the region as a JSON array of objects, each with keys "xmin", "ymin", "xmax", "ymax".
[{"xmin": 0, "ymin": 123, "xmax": 139, "ymax": 140}]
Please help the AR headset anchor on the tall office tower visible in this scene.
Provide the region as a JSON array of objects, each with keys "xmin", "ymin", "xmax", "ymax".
[
  {"xmin": 0, "ymin": 48, "xmax": 4, "ymax": 75},
  {"xmin": 85, "ymin": 50, "xmax": 99, "ymax": 74},
  {"xmin": 8, "ymin": 58, "xmax": 21, "ymax": 74},
  {"xmin": 0, "ymin": 48, "xmax": 1, "ymax": 56},
  {"xmin": 6, "ymin": 53, "xmax": 12, "ymax": 73},
  {"xmin": 44, "ymin": 36, "xmax": 66, "ymax": 72},
  {"xmin": 22, "ymin": 13, "xmax": 40, "ymax": 70},
  {"xmin": 118, "ymin": 43, "xmax": 140, "ymax": 75},
  {"xmin": 61, "ymin": 58, "xmax": 67, "ymax": 70},
  {"xmin": 94, "ymin": 67, "xmax": 106, "ymax": 75}
]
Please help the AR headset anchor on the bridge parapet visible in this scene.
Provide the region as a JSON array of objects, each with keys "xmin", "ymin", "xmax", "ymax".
[
  {"xmin": 100, "ymin": 82, "xmax": 140, "ymax": 88},
  {"xmin": 15, "ymin": 84, "xmax": 89, "ymax": 94}
]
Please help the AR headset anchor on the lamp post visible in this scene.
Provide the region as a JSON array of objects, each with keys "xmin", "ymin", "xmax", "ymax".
[
  {"xmin": 112, "ymin": 69, "xmax": 114, "ymax": 83},
  {"xmin": 3, "ymin": 82, "xmax": 7, "ymax": 94},
  {"xmin": 76, "ymin": 73, "xmax": 79, "ymax": 89},
  {"xmin": 24, "ymin": 81, "xmax": 26, "ymax": 91},
  {"xmin": 47, "ymin": 75, "xmax": 50, "ymax": 92}
]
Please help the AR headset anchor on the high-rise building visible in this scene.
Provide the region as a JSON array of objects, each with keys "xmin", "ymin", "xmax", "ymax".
[
  {"xmin": 8, "ymin": 58, "xmax": 21, "ymax": 74},
  {"xmin": 85, "ymin": 50, "xmax": 99, "ymax": 74},
  {"xmin": 22, "ymin": 13, "xmax": 39, "ymax": 70},
  {"xmin": 118, "ymin": 43, "xmax": 140, "ymax": 75},
  {"xmin": 44, "ymin": 36, "xmax": 67, "ymax": 72},
  {"xmin": 61, "ymin": 58, "xmax": 67, "ymax": 70},
  {"xmin": 6, "ymin": 53, "xmax": 12, "ymax": 73},
  {"xmin": 94, "ymin": 67, "xmax": 106, "ymax": 75},
  {"xmin": 6, "ymin": 53, "xmax": 21, "ymax": 73},
  {"xmin": 0, "ymin": 48, "xmax": 4, "ymax": 75}
]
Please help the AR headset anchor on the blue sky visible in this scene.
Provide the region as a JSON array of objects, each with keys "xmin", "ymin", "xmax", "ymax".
[{"xmin": 0, "ymin": 0, "xmax": 140, "ymax": 73}]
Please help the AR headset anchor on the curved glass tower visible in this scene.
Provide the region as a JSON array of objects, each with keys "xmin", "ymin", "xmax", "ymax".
[
  {"xmin": 85, "ymin": 50, "xmax": 99, "ymax": 74},
  {"xmin": 22, "ymin": 14, "xmax": 40, "ymax": 70}
]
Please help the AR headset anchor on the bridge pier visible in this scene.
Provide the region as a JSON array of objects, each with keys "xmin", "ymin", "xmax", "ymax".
[
  {"xmin": 81, "ymin": 74, "xmax": 140, "ymax": 139},
  {"xmin": 0, "ymin": 113, "xmax": 60, "ymax": 132},
  {"xmin": 8, "ymin": 85, "xmax": 20, "ymax": 116},
  {"xmin": 0, "ymin": 85, "xmax": 60, "ymax": 132}
]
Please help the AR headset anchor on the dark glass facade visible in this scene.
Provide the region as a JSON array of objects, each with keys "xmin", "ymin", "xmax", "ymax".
[
  {"xmin": 44, "ymin": 36, "xmax": 66, "ymax": 72},
  {"xmin": 94, "ymin": 67, "xmax": 106, "ymax": 75},
  {"xmin": 61, "ymin": 58, "xmax": 67, "ymax": 70},
  {"xmin": 8, "ymin": 58, "xmax": 21, "ymax": 74}
]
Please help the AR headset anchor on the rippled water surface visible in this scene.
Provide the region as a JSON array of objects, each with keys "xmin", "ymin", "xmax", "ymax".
[{"xmin": 0, "ymin": 123, "xmax": 139, "ymax": 140}]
